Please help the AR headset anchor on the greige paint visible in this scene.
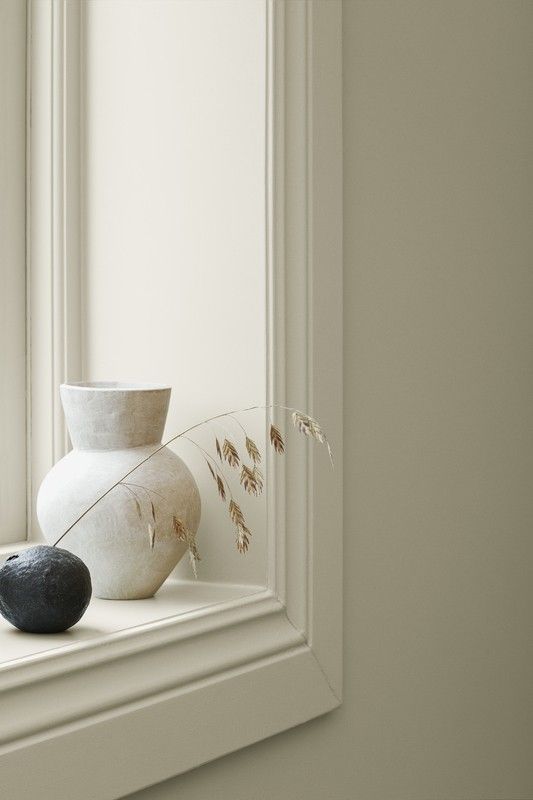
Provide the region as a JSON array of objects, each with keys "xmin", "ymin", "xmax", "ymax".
[
  {"xmin": 125, "ymin": 1, "xmax": 533, "ymax": 797},
  {"xmin": 0, "ymin": 0, "xmax": 27, "ymax": 543}
]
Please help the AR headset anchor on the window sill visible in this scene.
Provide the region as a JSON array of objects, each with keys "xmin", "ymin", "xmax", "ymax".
[
  {"xmin": 0, "ymin": 2, "xmax": 343, "ymax": 796},
  {"xmin": 0, "ymin": 541, "xmax": 36, "ymax": 560},
  {"xmin": 0, "ymin": 578, "xmax": 338, "ymax": 800},
  {"xmin": 0, "ymin": 578, "xmax": 263, "ymax": 666}
]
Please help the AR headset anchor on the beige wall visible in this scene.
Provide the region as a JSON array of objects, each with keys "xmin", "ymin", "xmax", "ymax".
[
  {"xmin": 0, "ymin": 0, "xmax": 27, "ymax": 542},
  {"xmin": 126, "ymin": 2, "xmax": 533, "ymax": 798}
]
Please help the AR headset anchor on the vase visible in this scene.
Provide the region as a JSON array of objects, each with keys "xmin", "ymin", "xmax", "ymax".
[{"xmin": 37, "ymin": 382, "xmax": 201, "ymax": 599}]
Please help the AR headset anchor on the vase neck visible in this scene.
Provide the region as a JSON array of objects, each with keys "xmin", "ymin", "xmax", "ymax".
[{"xmin": 60, "ymin": 383, "xmax": 171, "ymax": 451}]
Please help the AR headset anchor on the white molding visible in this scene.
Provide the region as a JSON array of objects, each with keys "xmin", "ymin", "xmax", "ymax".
[
  {"xmin": 303, "ymin": 0, "xmax": 343, "ymax": 697},
  {"xmin": 0, "ymin": 593, "xmax": 299, "ymax": 739},
  {"xmin": 276, "ymin": 2, "xmax": 343, "ymax": 697},
  {"xmin": 27, "ymin": 0, "xmax": 82, "ymax": 539},
  {"xmin": 1, "ymin": 1, "xmax": 343, "ymax": 795},
  {"xmin": 0, "ymin": 592, "xmax": 337, "ymax": 800},
  {"xmin": 1, "ymin": 643, "xmax": 335, "ymax": 800}
]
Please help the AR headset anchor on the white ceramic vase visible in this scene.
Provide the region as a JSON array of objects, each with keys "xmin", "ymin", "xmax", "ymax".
[{"xmin": 37, "ymin": 382, "xmax": 201, "ymax": 599}]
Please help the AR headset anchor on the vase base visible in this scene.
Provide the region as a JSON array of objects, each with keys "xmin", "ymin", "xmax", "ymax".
[{"xmin": 94, "ymin": 592, "xmax": 156, "ymax": 601}]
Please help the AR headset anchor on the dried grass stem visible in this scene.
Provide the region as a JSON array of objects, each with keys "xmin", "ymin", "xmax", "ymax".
[{"xmin": 52, "ymin": 403, "xmax": 330, "ymax": 548}]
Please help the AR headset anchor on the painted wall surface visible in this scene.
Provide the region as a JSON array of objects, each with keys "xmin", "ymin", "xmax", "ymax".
[
  {"xmin": 0, "ymin": 0, "xmax": 26, "ymax": 542},
  {"xmin": 123, "ymin": 1, "xmax": 533, "ymax": 798},
  {"xmin": 82, "ymin": 0, "xmax": 267, "ymax": 586}
]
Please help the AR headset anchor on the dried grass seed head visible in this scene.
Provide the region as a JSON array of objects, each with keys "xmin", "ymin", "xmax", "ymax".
[
  {"xmin": 222, "ymin": 438, "xmax": 240, "ymax": 468},
  {"xmin": 245, "ymin": 436, "xmax": 261, "ymax": 464},
  {"xmin": 236, "ymin": 523, "xmax": 251, "ymax": 554},
  {"xmin": 269, "ymin": 424, "xmax": 285, "ymax": 454},
  {"xmin": 240, "ymin": 464, "xmax": 263, "ymax": 496},
  {"xmin": 229, "ymin": 499, "xmax": 245, "ymax": 526}
]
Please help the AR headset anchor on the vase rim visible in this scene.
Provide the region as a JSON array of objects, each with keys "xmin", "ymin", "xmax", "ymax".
[
  {"xmin": 60, "ymin": 382, "xmax": 171, "ymax": 449},
  {"xmin": 61, "ymin": 381, "xmax": 171, "ymax": 392}
]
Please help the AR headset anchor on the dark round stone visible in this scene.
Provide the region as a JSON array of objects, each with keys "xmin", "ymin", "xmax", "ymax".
[{"xmin": 0, "ymin": 546, "xmax": 92, "ymax": 633}]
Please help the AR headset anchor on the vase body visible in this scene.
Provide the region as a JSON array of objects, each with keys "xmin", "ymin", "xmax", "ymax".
[{"xmin": 37, "ymin": 382, "xmax": 201, "ymax": 599}]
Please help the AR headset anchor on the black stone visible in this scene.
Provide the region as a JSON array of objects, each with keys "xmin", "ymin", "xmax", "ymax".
[{"xmin": 0, "ymin": 546, "xmax": 92, "ymax": 633}]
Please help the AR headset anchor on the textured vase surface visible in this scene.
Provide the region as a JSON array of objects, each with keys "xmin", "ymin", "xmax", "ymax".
[{"xmin": 37, "ymin": 382, "xmax": 201, "ymax": 599}]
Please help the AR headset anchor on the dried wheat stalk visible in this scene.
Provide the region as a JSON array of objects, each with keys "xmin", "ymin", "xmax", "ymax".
[
  {"xmin": 245, "ymin": 436, "xmax": 261, "ymax": 464},
  {"xmin": 236, "ymin": 523, "xmax": 251, "ymax": 554},
  {"xmin": 216, "ymin": 475, "xmax": 226, "ymax": 501},
  {"xmin": 269, "ymin": 424, "xmax": 285, "ymax": 454},
  {"xmin": 222, "ymin": 438, "xmax": 240, "ymax": 468},
  {"xmin": 120, "ymin": 482, "xmax": 159, "ymax": 548},
  {"xmin": 53, "ymin": 403, "xmax": 333, "ymax": 578},
  {"xmin": 240, "ymin": 464, "xmax": 263, "ymax": 496},
  {"xmin": 173, "ymin": 515, "xmax": 201, "ymax": 578},
  {"xmin": 120, "ymin": 483, "xmax": 143, "ymax": 519},
  {"xmin": 292, "ymin": 411, "xmax": 334, "ymax": 465},
  {"xmin": 172, "ymin": 515, "xmax": 187, "ymax": 540},
  {"xmin": 229, "ymin": 499, "xmax": 245, "ymax": 526}
]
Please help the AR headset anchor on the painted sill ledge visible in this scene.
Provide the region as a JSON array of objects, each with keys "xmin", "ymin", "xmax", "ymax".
[
  {"xmin": 0, "ymin": 3, "xmax": 342, "ymax": 793},
  {"xmin": 0, "ymin": 573, "xmax": 337, "ymax": 800},
  {"xmin": 0, "ymin": 578, "xmax": 294, "ymax": 753},
  {"xmin": 0, "ymin": 579, "xmax": 263, "ymax": 666}
]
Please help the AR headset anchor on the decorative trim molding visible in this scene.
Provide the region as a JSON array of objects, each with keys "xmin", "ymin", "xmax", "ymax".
[
  {"xmin": 27, "ymin": 0, "xmax": 82, "ymax": 539},
  {"xmin": 1, "ymin": 1, "xmax": 343, "ymax": 796},
  {"xmin": 1, "ymin": 640, "xmax": 335, "ymax": 800},
  {"xmin": 0, "ymin": 593, "xmax": 299, "ymax": 740},
  {"xmin": 274, "ymin": 1, "xmax": 343, "ymax": 698}
]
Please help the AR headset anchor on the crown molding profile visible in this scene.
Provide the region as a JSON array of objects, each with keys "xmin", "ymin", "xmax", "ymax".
[{"xmin": 0, "ymin": 1, "xmax": 343, "ymax": 798}]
